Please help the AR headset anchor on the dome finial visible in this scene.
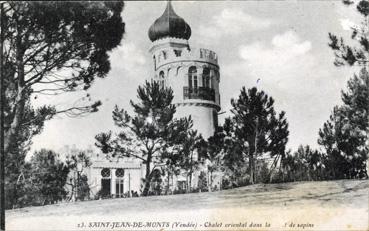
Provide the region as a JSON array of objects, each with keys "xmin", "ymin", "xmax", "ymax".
[
  {"xmin": 167, "ymin": 0, "xmax": 173, "ymax": 11},
  {"xmin": 148, "ymin": 0, "xmax": 191, "ymax": 42}
]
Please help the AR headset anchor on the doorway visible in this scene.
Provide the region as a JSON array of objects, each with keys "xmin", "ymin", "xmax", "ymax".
[{"xmin": 101, "ymin": 179, "xmax": 111, "ymax": 198}]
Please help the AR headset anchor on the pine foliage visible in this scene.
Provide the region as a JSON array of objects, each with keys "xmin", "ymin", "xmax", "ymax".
[
  {"xmin": 318, "ymin": 68, "xmax": 369, "ymax": 179},
  {"xmin": 328, "ymin": 0, "xmax": 369, "ymax": 66},
  {"xmin": 224, "ymin": 87, "xmax": 289, "ymax": 184},
  {"xmin": 95, "ymin": 81, "xmax": 193, "ymax": 196}
]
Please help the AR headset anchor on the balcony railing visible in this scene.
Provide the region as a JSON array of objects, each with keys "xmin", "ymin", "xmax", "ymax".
[{"xmin": 183, "ymin": 87, "xmax": 215, "ymax": 102}]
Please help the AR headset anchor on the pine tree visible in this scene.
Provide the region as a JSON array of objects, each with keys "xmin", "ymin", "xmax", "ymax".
[
  {"xmin": 95, "ymin": 81, "xmax": 193, "ymax": 196},
  {"xmin": 328, "ymin": 0, "xmax": 369, "ymax": 66},
  {"xmin": 221, "ymin": 119, "xmax": 248, "ymax": 187},
  {"xmin": 318, "ymin": 69, "xmax": 369, "ymax": 179},
  {"xmin": 200, "ymin": 129, "xmax": 224, "ymax": 191},
  {"xmin": 4, "ymin": 99, "xmax": 52, "ymax": 209},
  {"xmin": 2, "ymin": 2, "xmax": 125, "ymax": 208},
  {"xmin": 3, "ymin": 1, "xmax": 125, "ymax": 154},
  {"xmin": 228, "ymin": 87, "xmax": 289, "ymax": 184},
  {"xmin": 160, "ymin": 122, "xmax": 199, "ymax": 194},
  {"xmin": 65, "ymin": 151, "xmax": 92, "ymax": 201},
  {"xmin": 177, "ymin": 130, "xmax": 204, "ymax": 193},
  {"xmin": 322, "ymin": 0, "xmax": 369, "ymax": 179},
  {"xmin": 25, "ymin": 149, "xmax": 70, "ymax": 206},
  {"xmin": 292, "ymin": 145, "xmax": 325, "ymax": 181}
]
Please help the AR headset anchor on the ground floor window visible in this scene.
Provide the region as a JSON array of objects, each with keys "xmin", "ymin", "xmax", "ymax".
[
  {"xmin": 115, "ymin": 179, "xmax": 124, "ymax": 197},
  {"xmin": 177, "ymin": 181, "xmax": 187, "ymax": 192}
]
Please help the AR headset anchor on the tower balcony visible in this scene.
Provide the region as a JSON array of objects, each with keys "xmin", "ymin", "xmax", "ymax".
[{"xmin": 183, "ymin": 86, "xmax": 215, "ymax": 102}]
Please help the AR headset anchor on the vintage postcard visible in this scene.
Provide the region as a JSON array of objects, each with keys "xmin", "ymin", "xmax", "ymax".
[{"xmin": 1, "ymin": 0, "xmax": 368, "ymax": 230}]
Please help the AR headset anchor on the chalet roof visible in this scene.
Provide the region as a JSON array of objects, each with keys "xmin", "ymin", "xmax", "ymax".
[{"xmin": 92, "ymin": 161, "xmax": 141, "ymax": 169}]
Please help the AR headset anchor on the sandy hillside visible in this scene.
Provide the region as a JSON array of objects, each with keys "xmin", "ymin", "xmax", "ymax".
[{"xmin": 6, "ymin": 180, "xmax": 369, "ymax": 231}]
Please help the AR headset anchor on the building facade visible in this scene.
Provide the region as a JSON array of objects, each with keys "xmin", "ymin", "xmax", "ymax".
[{"xmin": 87, "ymin": 1, "xmax": 221, "ymax": 198}]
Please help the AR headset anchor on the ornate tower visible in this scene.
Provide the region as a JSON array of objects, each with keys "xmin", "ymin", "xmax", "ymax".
[{"xmin": 148, "ymin": 1, "xmax": 221, "ymax": 138}]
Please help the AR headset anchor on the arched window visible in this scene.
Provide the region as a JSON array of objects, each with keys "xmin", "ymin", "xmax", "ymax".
[
  {"xmin": 159, "ymin": 71, "xmax": 165, "ymax": 87},
  {"xmin": 188, "ymin": 75, "xmax": 192, "ymax": 89},
  {"xmin": 115, "ymin": 168, "xmax": 124, "ymax": 197},
  {"xmin": 213, "ymin": 70, "xmax": 219, "ymax": 89},
  {"xmin": 194, "ymin": 75, "xmax": 198, "ymax": 90},
  {"xmin": 203, "ymin": 68, "xmax": 210, "ymax": 88},
  {"xmin": 153, "ymin": 56, "xmax": 156, "ymax": 70},
  {"xmin": 188, "ymin": 66, "xmax": 197, "ymax": 91},
  {"xmin": 101, "ymin": 168, "xmax": 110, "ymax": 178},
  {"xmin": 116, "ymin": 168, "xmax": 124, "ymax": 178}
]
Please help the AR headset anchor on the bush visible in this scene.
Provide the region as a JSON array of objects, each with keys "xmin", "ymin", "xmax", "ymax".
[
  {"xmin": 269, "ymin": 171, "xmax": 285, "ymax": 183},
  {"xmin": 95, "ymin": 189, "xmax": 112, "ymax": 200},
  {"xmin": 198, "ymin": 171, "xmax": 208, "ymax": 191},
  {"xmin": 256, "ymin": 162, "xmax": 270, "ymax": 184},
  {"xmin": 173, "ymin": 189, "xmax": 187, "ymax": 195},
  {"xmin": 15, "ymin": 149, "xmax": 71, "ymax": 207},
  {"xmin": 221, "ymin": 177, "xmax": 232, "ymax": 189}
]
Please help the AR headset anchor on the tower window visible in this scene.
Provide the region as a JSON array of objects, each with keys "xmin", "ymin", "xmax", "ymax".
[
  {"xmin": 188, "ymin": 75, "xmax": 192, "ymax": 89},
  {"xmin": 194, "ymin": 75, "xmax": 198, "ymax": 91},
  {"xmin": 189, "ymin": 66, "xmax": 197, "ymax": 91},
  {"xmin": 159, "ymin": 71, "xmax": 165, "ymax": 87},
  {"xmin": 203, "ymin": 68, "xmax": 210, "ymax": 88},
  {"xmin": 162, "ymin": 51, "xmax": 167, "ymax": 60},
  {"xmin": 153, "ymin": 56, "xmax": 156, "ymax": 70},
  {"xmin": 174, "ymin": 50, "xmax": 182, "ymax": 57},
  {"xmin": 211, "ymin": 70, "xmax": 218, "ymax": 89}
]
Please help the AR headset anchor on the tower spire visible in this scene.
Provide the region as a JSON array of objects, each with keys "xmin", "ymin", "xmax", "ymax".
[{"xmin": 165, "ymin": 0, "xmax": 174, "ymax": 20}]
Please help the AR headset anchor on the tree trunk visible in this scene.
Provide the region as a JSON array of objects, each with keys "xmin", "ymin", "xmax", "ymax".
[
  {"xmin": 166, "ymin": 171, "xmax": 170, "ymax": 195},
  {"xmin": 4, "ymin": 39, "xmax": 26, "ymax": 154},
  {"xmin": 188, "ymin": 151, "xmax": 193, "ymax": 192},
  {"xmin": 189, "ymin": 172, "xmax": 192, "ymax": 193},
  {"xmin": 142, "ymin": 154, "xmax": 152, "ymax": 196},
  {"xmin": 210, "ymin": 171, "xmax": 213, "ymax": 190},
  {"xmin": 249, "ymin": 154, "xmax": 254, "ymax": 184},
  {"xmin": 250, "ymin": 117, "xmax": 259, "ymax": 184},
  {"xmin": 208, "ymin": 171, "xmax": 212, "ymax": 192},
  {"xmin": 269, "ymin": 154, "xmax": 280, "ymax": 183},
  {"xmin": 142, "ymin": 166, "xmax": 151, "ymax": 196},
  {"xmin": 12, "ymin": 184, "xmax": 17, "ymax": 209},
  {"xmin": 4, "ymin": 90, "xmax": 26, "ymax": 153}
]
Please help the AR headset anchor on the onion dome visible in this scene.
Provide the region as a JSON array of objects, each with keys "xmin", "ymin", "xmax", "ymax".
[{"xmin": 148, "ymin": 1, "xmax": 191, "ymax": 42}]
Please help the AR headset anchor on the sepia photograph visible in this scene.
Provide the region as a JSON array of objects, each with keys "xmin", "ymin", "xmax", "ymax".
[{"xmin": 0, "ymin": 0, "xmax": 368, "ymax": 230}]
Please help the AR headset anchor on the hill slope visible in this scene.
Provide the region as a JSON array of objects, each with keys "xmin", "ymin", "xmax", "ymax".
[{"xmin": 6, "ymin": 180, "xmax": 369, "ymax": 230}]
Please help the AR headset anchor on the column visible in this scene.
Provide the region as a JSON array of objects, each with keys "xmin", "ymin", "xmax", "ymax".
[
  {"xmin": 110, "ymin": 169, "xmax": 116, "ymax": 197},
  {"xmin": 197, "ymin": 66, "xmax": 204, "ymax": 87},
  {"xmin": 125, "ymin": 171, "xmax": 131, "ymax": 197}
]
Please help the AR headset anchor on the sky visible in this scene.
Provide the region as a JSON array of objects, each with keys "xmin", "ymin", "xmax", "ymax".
[{"xmin": 31, "ymin": 0, "xmax": 362, "ymax": 156}]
